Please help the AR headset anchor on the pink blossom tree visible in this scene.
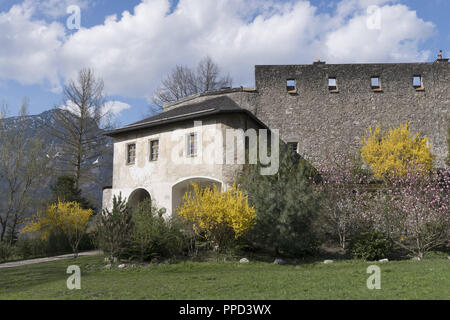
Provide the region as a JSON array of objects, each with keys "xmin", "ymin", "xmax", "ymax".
[
  {"xmin": 316, "ymin": 153, "xmax": 376, "ymax": 249},
  {"xmin": 380, "ymin": 167, "xmax": 450, "ymax": 258}
]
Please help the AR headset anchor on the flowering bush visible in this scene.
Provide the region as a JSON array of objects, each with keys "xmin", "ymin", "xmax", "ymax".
[
  {"xmin": 177, "ymin": 183, "xmax": 256, "ymax": 251},
  {"xmin": 316, "ymin": 153, "xmax": 375, "ymax": 249},
  {"xmin": 22, "ymin": 200, "xmax": 93, "ymax": 257},
  {"xmin": 380, "ymin": 167, "xmax": 450, "ymax": 258},
  {"xmin": 360, "ymin": 123, "xmax": 434, "ymax": 179}
]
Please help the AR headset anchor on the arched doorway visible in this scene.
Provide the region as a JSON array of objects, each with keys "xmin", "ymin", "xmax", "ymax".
[
  {"xmin": 171, "ymin": 177, "xmax": 222, "ymax": 214},
  {"xmin": 128, "ymin": 188, "xmax": 151, "ymax": 211}
]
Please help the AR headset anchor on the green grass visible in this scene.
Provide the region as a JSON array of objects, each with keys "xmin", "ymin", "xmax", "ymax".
[{"xmin": 0, "ymin": 254, "xmax": 448, "ymax": 300}]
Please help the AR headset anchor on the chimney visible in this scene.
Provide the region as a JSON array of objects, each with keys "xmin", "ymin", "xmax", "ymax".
[
  {"xmin": 435, "ymin": 49, "xmax": 449, "ymax": 63},
  {"xmin": 313, "ymin": 57, "xmax": 326, "ymax": 65}
]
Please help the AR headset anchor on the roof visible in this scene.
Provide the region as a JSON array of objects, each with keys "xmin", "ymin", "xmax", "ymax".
[
  {"xmin": 162, "ymin": 86, "xmax": 256, "ymax": 111},
  {"xmin": 105, "ymin": 96, "xmax": 267, "ymax": 137}
]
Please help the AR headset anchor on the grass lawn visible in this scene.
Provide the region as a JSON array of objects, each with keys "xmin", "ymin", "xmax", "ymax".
[{"xmin": 0, "ymin": 254, "xmax": 448, "ymax": 300}]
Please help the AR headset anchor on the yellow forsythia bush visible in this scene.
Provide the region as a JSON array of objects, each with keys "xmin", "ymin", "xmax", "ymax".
[
  {"xmin": 22, "ymin": 200, "xmax": 93, "ymax": 256},
  {"xmin": 360, "ymin": 123, "xmax": 434, "ymax": 179},
  {"xmin": 177, "ymin": 183, "xmax": 256, "ymax": 250}
]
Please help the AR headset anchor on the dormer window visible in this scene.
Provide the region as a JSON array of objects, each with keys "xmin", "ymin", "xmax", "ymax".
[
  {"xmin": 328, "ymin": 77, "xmax": 338, "ymax": 92},
  {"xmin": 286, "ymin": 79, "xmax": 296, "ymax": 94},
  {"xmin": 413, "ymin": 75, "xmax": 424, "ymax": 90}
]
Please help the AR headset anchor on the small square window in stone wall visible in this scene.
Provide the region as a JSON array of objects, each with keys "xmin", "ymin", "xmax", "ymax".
[
  {"xmin": 371, "ymin": 77, "xmax": 380, "ymax": 88},
  {"xmin": 286, "ymin": 79, "xmax": 296, "ymax": 93},
  {"xmin": 413, "ymin": 76, "xmax": 422, "ymax": 87}
]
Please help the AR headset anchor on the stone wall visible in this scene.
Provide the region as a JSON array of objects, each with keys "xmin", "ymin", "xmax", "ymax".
[{"xmin": 253, "ymin": 60, "xmax": 450, "ymax": 167}]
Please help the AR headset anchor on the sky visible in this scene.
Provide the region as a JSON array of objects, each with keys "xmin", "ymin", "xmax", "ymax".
[{"xmin": 0, "ymin": 0, "xmax": 448, "ymax": 126}]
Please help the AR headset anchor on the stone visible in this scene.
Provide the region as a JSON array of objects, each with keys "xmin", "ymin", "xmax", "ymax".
[
  {"xmin": 323, "ymin": 260, "xmax": 334, "ymax": 264},
  {"xmin": 274, "ymin": 258, "xmax": 287, "ymax": 265},
  {"xmin": 117, "ymin": 264, "xmax": 127, "ymax": 269},
  {"xmin": 412, "ymin": 257, "xmax": 421, "ymax": 261},
  {"xmin": 239, "ymin": 258, "xmax": 249, "ymax": 263},
  {"xmin": 104, "ymin": 264, "xmax": 112, "ymax": 270},
  {"xmin": 379, "ymin": 258, "xmax": 389, "ymax": 263}
]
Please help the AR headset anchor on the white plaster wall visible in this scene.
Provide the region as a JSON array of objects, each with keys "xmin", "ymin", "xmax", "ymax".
[
  {"xmin": 103, "ymin": 113, "xmax": 264, "ymax": 215},
  {"xmin": 106, "ymin": 118, "xmax": 229, "ymax": 215}
]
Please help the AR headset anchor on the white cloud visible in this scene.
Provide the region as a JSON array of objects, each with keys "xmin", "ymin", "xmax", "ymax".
[
  {"xmin": 325, "ymin": 4, "xmax": 434, "ymax": 62},
  {"xmin": 0, "ymin": 0, "xmax": 437, "ymax": 102},
  {"xmin": 0, "ymin": 3, "xmax": 64, "ymax": 87},
  {"xmin": 60, "ymin": 100, "xmax": 131, "ymax": 117},
  {"xmin": 102, "ymin": 101, "xmax": 132, "ymax": 116},
  {"xmin": 22, "ymin": 0, "xmax": 89, "ymax": 18}
]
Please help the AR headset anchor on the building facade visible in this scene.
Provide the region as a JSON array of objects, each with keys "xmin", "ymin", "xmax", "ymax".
[
  {"xmin": 103, "ymin": 57, "xmax": 450, "ymax": 214},
  {"xmin": 103, "ymin": 97, "xmax": 268, "ymax": 214}
]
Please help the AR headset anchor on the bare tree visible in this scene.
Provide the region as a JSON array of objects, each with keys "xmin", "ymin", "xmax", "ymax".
[
  {"xmin": 0, "ymin": 99, "xmax": 49, "ymax": 243},
  {"xmin": 196, "ymin": 56, "xmax": 232, "ymax": 92},
  {"xmin": 152, "ymin": 56, "xmax": 232, "ymax": 107},
  {"xmin": 48, "ymin": 68, "xmax": 111, "ymax": 189}
]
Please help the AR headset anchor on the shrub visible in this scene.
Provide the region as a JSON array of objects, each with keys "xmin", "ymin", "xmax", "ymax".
[
  {"xmin": 177, "ymin": 183, "xmax": 256, "ymax": 252},
  {"xmin": 349, "ymin": 231, "xmax": 392, "ymax": 261},
  {"xmin": 316, "ymin": 153, "xmax": 376, "ymax": 249},
  {"xmin": 96, "ymin": 194, "xmax": 134, "ymax": 262},
  {"xmin": 360, "ymin": 123, "xmax": 434, "ymax": 179},
  {"xmin": 22, "ymin": 200, "xmax": 93, "ymax": 257},
  {"xmin": 379, "ymin": 168, "xmax": 450, "ymax": 259},
  {"xmin": 0, "ymin": 242, "xmax": 14, "ymax": 262},
  {"xmin": 239, "ymin": 142, "xmax": 322, "ymax": 256},
  {"xmin": 14, "ymin": 238, "xmax": 51, "ymax": 259},
  {"xmin": 127, "ymin": 199, "xmax": 186, "ymax": 262}
]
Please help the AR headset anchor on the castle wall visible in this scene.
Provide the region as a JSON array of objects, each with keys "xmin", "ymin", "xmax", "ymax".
[{"xmin": 253, "ymin": 61, "xmax": 450, "ymax": 166}]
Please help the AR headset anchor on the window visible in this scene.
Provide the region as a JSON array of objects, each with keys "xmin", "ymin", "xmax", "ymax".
[
  {"xmin": 127, "ymin": 143, "xmax": 136, "ymax": 165},
  {"xmin": 371, "ymin": 76, "xmax": 381, "ymax": 89},
  {"xmin": 328, "ymin": 77, "xmax": 338, "ymax": 91},
  {"xmin": 286, "ymin": 79, "xmax": 296, "ymax": 93},
  {"xmin": 150, "ymin": 140, "xmax": 159, "ymax": 161},
  {"xmin": 413, "ymin": 75, "xmax": 423, "ymax": 89},
  {"xmin": 287, "ymin": 142, "xmax": 298, "ymax": 154},
  {"xmin": 187, "ymin": 133, "xmax": 197, "ymax": 157}
]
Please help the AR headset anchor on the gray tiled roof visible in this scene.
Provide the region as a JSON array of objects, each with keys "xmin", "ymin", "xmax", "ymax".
[{"xmin": 105, "ymin": 96, "xmax": 267, "ymax": 136}]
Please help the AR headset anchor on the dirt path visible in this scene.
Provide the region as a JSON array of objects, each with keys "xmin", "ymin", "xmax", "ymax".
[{"xmin": 0, "ymin": 250, "xmax": 102, "ymax": 269}]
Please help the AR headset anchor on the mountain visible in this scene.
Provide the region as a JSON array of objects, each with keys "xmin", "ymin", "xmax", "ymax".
[{"xmin": 0, "ymin": 109, "xmax": 113, "ymax": 214}]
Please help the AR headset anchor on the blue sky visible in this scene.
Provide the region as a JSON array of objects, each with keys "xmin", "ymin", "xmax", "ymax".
[{"xmin": 0, "ymin": 0, "xmax": 448, "ymax": 126}]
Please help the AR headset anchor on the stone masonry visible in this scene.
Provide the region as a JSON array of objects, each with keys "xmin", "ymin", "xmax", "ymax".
[{"xmin": 166, "ymin": 58, "xmax": 450, "ymax": 167}]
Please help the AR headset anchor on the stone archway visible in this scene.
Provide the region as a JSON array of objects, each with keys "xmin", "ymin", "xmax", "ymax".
[
  {"xmin": 128, "ymin": 188, "xmax": 151, "ymax": 211},
  {"xmin": 171, "ymin": 177, "xmax": 223, "ymax": 214}
]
